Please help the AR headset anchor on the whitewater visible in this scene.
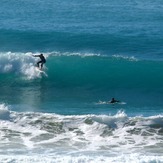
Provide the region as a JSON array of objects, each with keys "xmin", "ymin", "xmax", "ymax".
[{"xmin": 0, "ymin": 103, "xmax": 163, "ymax": 163}]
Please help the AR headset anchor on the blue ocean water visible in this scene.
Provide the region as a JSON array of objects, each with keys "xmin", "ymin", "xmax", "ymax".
[{"xmin": 0, "ymin": 0, "xmax": 163, "ymax": 162}]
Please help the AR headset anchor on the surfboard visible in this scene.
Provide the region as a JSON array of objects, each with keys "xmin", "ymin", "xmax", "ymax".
[
  {"xmin": 35, "ymin": 67, "xmax": 44, "ymax": 72},
  {"xmin": 35, "ymin": 67, "xmax": 48, "ymax": 77}
]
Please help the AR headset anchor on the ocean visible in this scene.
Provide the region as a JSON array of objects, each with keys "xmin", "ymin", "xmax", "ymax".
[{"xmin": 0, "ymin": 0, "xmax": 163, "ymax": 162}]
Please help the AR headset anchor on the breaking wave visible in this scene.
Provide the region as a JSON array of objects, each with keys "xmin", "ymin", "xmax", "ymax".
[{"xmin": 0, "ymin": 104, "xmax": 163, "ymax": 156}]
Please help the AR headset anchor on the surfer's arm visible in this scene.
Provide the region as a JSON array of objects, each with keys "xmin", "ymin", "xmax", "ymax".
[
  {"xmin": 109, "ymin": 100, "xmax": 120, "ymax": 103},
  {"xmin": 32, "ymin": 55, "xmax": 40, "ymax": 57}
]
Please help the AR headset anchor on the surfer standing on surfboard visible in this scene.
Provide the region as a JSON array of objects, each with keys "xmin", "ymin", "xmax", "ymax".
[{"xmin": 33, "ymin": 54, "xmax": 46, "ymax": 70}]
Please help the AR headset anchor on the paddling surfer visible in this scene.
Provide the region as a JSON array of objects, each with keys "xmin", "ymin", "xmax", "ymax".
[{"xmin": 109, "ymin": 98, "xmax": 120, "ymax": 104}]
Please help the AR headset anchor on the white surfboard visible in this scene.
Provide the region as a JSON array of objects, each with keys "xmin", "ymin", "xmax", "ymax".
[{"xmin": 35, "ymin": 67, "xmax": 48, "ymax": 77}]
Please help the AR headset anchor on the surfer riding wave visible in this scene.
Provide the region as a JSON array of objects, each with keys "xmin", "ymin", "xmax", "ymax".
[{"xmin": 33, "ymin": 53, "xmax": 46, "ymax": 70}]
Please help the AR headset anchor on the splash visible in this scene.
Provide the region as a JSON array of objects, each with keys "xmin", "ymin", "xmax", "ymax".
[{"xmin": 0, "ymin": 52, "xmax": 48, "ymax": 79}]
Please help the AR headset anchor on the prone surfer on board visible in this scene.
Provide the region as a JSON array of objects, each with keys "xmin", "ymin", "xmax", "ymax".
[
  {"xmin": 33, "ymin": 53, "xmax": 46, "ymax": 70},
  {"xmin": 109, "ymin": 98, "xmax": 120, "ymax": 104}
]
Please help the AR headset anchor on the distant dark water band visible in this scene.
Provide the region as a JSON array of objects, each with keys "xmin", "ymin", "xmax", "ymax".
[{"xmin": 0, "ymin": 29, "xmax": 163, "ymax": 58}]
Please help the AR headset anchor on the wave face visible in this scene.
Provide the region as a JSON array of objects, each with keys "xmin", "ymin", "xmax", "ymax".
[
  {"xmin": 0, "ymin": 52, "xmax": 163, "ymax": 115},
  {"xmin": 1, "ymin": 52, "xmax": 163, "ymax": 86},
  {"xmin": 0, "ymin": 104, "xmax": 163, "ymax": 162}
]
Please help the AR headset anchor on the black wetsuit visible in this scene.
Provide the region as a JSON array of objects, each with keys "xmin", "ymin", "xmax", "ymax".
[
  {"xmin": 110, "ymin": 98, "xmax": 119, "ymax": 103},
  {"xmin": 37, "ymin": 54, "xmax": 46, "ymax": 69}
]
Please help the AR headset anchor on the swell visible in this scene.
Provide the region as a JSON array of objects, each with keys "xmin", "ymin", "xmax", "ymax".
[
  {"xmin": 1, "ymin": 52, "xmax": 163, "ymax": 91},
  {"xmin": 1, "ymin": 29, "xmax": 163, "ymax": 58},
  {"xmin": 47, "ymin": 55, "xmax": 163, "ymax": 91},
  {"xmin": 1, "ymin": 52, "xmax": 163, "ymax": 108}
]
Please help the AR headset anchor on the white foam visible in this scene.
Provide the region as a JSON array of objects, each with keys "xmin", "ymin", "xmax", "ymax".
[
  {"xmin": 112, "ymin": 54, "xmax": 138, "ymax": 61},
  {"xmin": 0, "ymin": 153, "xmax": 163, "ymax": 163},
  {"xmin": 0, "ymin": 52, "xmax": 48, "ymax": 79},
  {"xmin": 97, "ymin": 100, "xmax": 126, "ymax": 105},
  {"xmin": 0, "ymin": 108, "xmax": 163, "ymax": 159},
  {"xmin": 91, "ymin": 110, "xmax": 128, "ymax": 128},
  {"xmin": 48, "ymin": 51, "xmax": 102, "ymax": 57}
]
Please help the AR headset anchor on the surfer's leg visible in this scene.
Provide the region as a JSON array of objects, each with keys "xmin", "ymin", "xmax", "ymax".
[
  {"xmin": 37, "ymin": 61, "xmax": 42, "ymax": 68},
  {"xmin": 40, "ymin": 62, "xmax": 44, "ymax": 70},
  {"xmin": 40, "ymin": 60, "xmax": 46, "ymax": 70}
]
